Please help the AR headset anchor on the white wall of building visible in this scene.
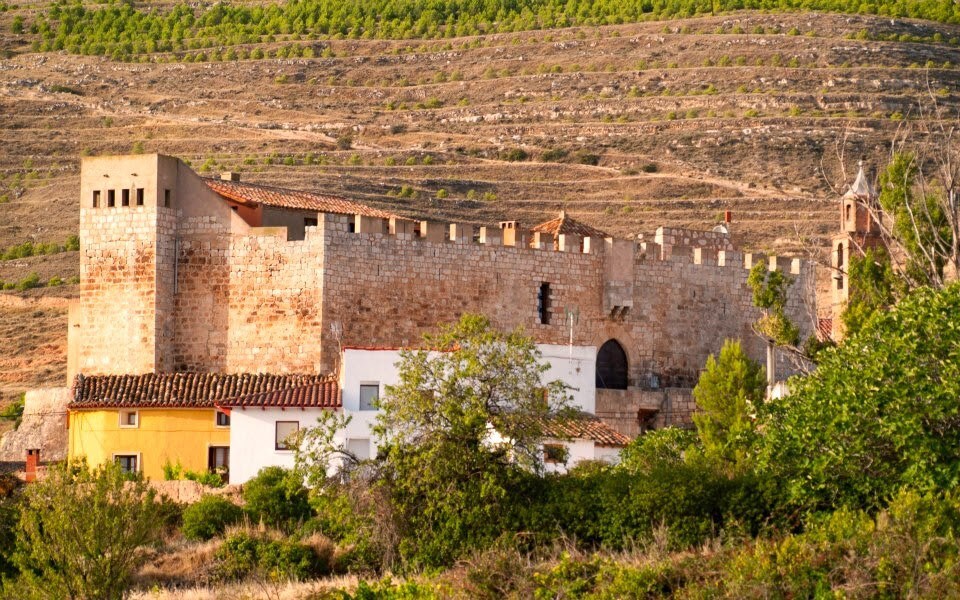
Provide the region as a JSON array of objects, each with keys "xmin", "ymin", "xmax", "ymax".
[
  {"xmin": 229, "ymin": 407, "xmax": 330, "ymax": 484},
  {"xmin": 229, "ymin": 344, "xmax": 609, "ymax": 483}
]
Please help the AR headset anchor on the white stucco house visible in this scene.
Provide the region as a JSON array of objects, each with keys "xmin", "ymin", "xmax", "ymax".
[{"xmin": 224, "ymin": 344, "xmax": 629, "ymax": 483}]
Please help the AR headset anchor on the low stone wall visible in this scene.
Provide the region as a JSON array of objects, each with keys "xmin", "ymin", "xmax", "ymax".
[
  {"xmin": 148, "ymin": 480, "xmax": 244, "ymax": 504},
  {"xmin": 0, "ymin": 387, "xmax": 69, "ymax": 462},
  {"xmin": 595, "ymin": 387, "xmax": 696, "ymax": 438}
]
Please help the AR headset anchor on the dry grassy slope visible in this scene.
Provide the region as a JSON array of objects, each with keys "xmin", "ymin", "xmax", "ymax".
[{"xmin": 0, "ymin": 9, "xmax": 958, "ymax": 400}]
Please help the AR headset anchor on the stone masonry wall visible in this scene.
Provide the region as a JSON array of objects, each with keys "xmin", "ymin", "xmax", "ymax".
[
  {"xmin": 75, "ymin": 156, "xmax": 816, "ymax": 438},
  {"xmin": 317, "ymin": 213, "xmax": 605, "ymax": 374}
]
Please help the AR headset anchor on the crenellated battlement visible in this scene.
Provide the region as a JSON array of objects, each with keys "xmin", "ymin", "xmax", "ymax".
[{"xmin": 73, "ymin": 153, "xmax": 817, "ymax": 413}]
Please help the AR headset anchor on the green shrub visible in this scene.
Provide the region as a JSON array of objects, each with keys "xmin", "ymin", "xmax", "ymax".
[
  {"xmin": 575, "ymin": 152, "xmax": 601, "ymax": 166},
  {"xmin": 541, "ymin": 148, "xmax": 568, "ymax": 162},
  {"xmin": 182, "ymin": 495, "xmax": 243, "ymax": 541},
  {"xmin": 214, "ymin": 531, "xmax": 327, "ymax": 581},
  {"xmin": 16, "ymin": 273, "xmax": 40, "ymax": 291},
  {"xmin": 244, "ymin": 467, "xmax": 311, "ymax": 528}
]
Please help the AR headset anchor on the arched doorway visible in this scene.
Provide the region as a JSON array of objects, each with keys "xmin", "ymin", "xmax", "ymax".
[{"xmin": 596, "ymin": 339, "xmax": 628, "ymax": 389}]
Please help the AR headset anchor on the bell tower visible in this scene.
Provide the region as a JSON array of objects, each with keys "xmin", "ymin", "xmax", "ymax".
[{"xmin": 831, "ymin": 161, "xmax": 883, "ymax": 339}]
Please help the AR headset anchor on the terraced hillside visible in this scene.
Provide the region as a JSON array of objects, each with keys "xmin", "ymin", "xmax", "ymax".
[{"xmin": 0, "ymin": 7, "xmax": 959, "ymax": 401}]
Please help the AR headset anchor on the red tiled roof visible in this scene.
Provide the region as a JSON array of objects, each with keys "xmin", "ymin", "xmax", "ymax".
[
  {"xmin": 817, "ymin": 318, "xmax": 834, "ymax": 341},
  {"xmin": 541, "ymin": 413, "xmax": 631, "ymax": 447},
  {"xmin": 220, "ymin": 381, "xmax": 340, "ymax": 408},
  {"xmin": 205, "ymin": 178, "xmax": 401, "ymax": 220},
  {"xmin": 531, "ymin": 211, "xmax": 609, "ymax": 239},
  {"xmin": 70, "ymin": 373, "xmax": 340, "ymax": 409}
]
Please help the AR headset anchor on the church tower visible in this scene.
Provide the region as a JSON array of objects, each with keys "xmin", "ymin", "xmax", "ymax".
[{"xmin": 831, "ymin": 161, "xmax": 884, "ymax": 339}]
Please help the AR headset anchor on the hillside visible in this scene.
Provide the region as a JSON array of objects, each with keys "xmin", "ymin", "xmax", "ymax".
[{"xmin": 1, "ymin": 7, "xmax": 959, "ymax": 401}]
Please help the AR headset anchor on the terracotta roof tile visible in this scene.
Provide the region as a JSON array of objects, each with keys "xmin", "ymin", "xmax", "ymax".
[
  {"xmin": 71, "ymin": 373, "xmax": 340, "ymax": 409},
  {"xmin": 205, "ymin": 178, "xmax": 401, "ymax": 220},
  {"xmin": 541, "ymin": 413, "xmax": 631, "ymax": 447},
  {"xmin": 531, "ymin": 211, "xmax": 609, "ymax": 239}
]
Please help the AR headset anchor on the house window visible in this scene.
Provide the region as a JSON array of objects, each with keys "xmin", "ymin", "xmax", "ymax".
[
  {"xmin": 544, "ymin": 444, "xmax": 567, "ymax": 464},
  {"xmin": 275, "ymin": 421, "xmax": 299, "ymax": 450},
  {"xmin": 845, "ymin": 203, "xmax": 852, "ymax": 223},
  {"xmin": 208, "ymin": 446, "xmax": 229, "ymax": 473},
  {"xmin": 164, "ymin": 189, "xmax": 171, "ymax": 208},
  {"xmin": 348, "ymin": 221, "xmax": 356, "ymax": 233},
  {"xmin": 346, "ymin": 438, "xmax": 371, "ymax": 460},
  {"xmin": 215, "ymin": 410, "xmax": 230, "ymax": 427},
  {"xmin": 537, "ymin": 282, "xmax": 551, "ymax": 325},
  {"xmin": 115, "ymin": 454, "xmax": 138, "ymax": 473},
  {"xmin": 304, "ymin": 217, "xmax": 318, "ymax": 228},
  {"xmin": 136, "ymin": 188, "xmax": 144, "ymax": 206},
  {"xmin": 121, "ymin": 189, "xmax": 130, "ymax": 207},
  {"xmin": 92, "ymin": 190, "xmax": 100, "ymax": 208},
  {"xmin": 107, "ymin": 190, "xmax": 116, "ymax": 207},
  {"xmin": 119, "ymin": 410, "xmax": 139, "ymax": 428},
  {"xmin": 359, "ymin": 384, "xmax": 379, "ymax": 411}
]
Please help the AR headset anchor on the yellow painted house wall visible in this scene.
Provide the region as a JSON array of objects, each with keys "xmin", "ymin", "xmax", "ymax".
[{"xmin": 68, "ymin": 408, "xmax": 229, "ymax": 481}]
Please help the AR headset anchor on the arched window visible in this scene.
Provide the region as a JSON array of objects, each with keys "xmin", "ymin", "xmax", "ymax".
[
  {"xmin": 845, "ymin": 203, "xmax": 852, "ymax": 223},
  {"xmin": 596, "ymin": 340, "xmax": 628, "ymax": 390},
  {"xmin": 837, "ymin": 243, "xmax": 845, "ymax": 290}
]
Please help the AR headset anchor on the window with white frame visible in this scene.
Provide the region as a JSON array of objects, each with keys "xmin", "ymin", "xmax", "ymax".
[
  {"xmin": 275, "ymin": 421, "xmax": 299, "ymax": 450},
  {"xmin": 115, "ymin": 454, "xmax": 138, "ymax": 473},
  {"xmin": 119, "ymin": 410, "xmax": 139, "ymax": 428},
  {"xmin": 359, "ymin": 384, "xmax": 379, "ymax": 411}
]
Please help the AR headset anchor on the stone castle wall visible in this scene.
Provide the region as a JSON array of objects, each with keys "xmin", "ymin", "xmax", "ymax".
[{"xmin": 74, "ymin": 155, "xmax": 817, "ymax": 434}]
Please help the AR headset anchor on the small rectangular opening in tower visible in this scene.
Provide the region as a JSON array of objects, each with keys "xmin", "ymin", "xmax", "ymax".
[
  {"xmin": 121, "ymin": 189, "xmax": 130, "ymax": 207},
  {"xmin": 136, "ymin": 188, "xmax": 144, "ymax": 206},
  {"xmin": 92, "ymin": 190, "xmax": 100, "ymax": 208},
  {"xmin": 164, "ymin": 189, "xmax": 171, "ymax": 208},
  {"xmin": 107, "ymin": 190, "xmax": 115, "ymax": 207},
  {"xmin": 538, "ymin": 282, "xmax": 551, "ymax": 325}
]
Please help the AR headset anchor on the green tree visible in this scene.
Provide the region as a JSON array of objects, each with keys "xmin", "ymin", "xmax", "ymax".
[
  {"xmin": 877, "ymin": 151, "xmax": 956, "ymax": 287},
  {"xmin": 8, "ymin": 460, "xmax": 161, "ymax": 599},
  {"xmin": 747, "ymin": 261, "xmax": 800, "ymax": 346},
  {"xmin": 374, "ymin": 314, "xmax": 571, "ymax": 567},
  {"xmin": 758, "ymin": 284, "xmax": 960, "ymax": 514},
  {"xmin": 692, "ymin": 340, "xmax": 766, "ymax": 475},
  {"xmin": 840, "ymin": 246, "xmax": 898, "ymax": 336}
]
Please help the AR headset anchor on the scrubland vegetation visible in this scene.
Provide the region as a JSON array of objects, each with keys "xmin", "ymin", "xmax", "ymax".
[{"xmin": 0, "ymin": 273, "xmax": 958, "ymax": 598}]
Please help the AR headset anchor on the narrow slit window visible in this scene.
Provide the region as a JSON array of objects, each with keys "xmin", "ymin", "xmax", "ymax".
[
  {"xmin": 107, "ymin": 190, "xmax": 115, "ymax": 207},
  {"xmin": 135, "ymin": 188, "xmax": 144, "ymax": 206},
  {"xmin": 164, "ymin": 189, "xmax": 171, "ymax": 208},
  {"xmin": 121, "ymin": 189, "xmax": 130, "ymax": 207},
  {"xmin": 92, "ymin": 190, "xmax": 100, "ymax": 208},
  {"xmin": 538, "ymin": 282, "xmax": 551, "ymax": 325}
]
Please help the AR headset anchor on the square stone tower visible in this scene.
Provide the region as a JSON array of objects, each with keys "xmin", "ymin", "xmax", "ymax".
[{"xmin": 73, "ymin": 154, "xmax": 180, "ymax": 375}]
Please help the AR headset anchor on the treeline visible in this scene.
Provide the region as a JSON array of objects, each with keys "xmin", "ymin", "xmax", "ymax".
[{"xmin": 27, "ymin": 0, "xmax": 960, "ymax": 60}]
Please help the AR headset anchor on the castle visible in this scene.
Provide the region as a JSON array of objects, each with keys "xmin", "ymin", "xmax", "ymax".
[{"xmin": 68, "ymin": 153, "xmax": 817, "ymax": 440}]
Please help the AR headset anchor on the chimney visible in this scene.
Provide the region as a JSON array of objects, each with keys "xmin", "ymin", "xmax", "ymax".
[
  {"xmin": 25, "ymin": 449, "xmax": 39, "ymax": 483},
  {"xmin": 220, "ymin": 172, "xmax": 241, "ymax": 182}
]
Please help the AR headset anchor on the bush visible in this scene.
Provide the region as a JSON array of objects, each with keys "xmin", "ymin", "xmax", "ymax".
[
  {"xmin": 214, "ymin": 531, "xmax": 328, "ymax": 582},
  {"xmin": 541, "ymin": 148, "xmax": 568, "ymax": 162},
  {"xmin": 574, "ymin": 152, "xmax": 601, "ymax": 166},
  {"xmin": 16, "ymin": 273, "xmax": 40, "ymax": 291},
  {"xmin": 244, "ymin": 467, "xmax": 311, "ymax": 529},
  {"xmin": 10, "ymin": 461, "xmax": 161, "ymax": 599},
  {"xmin": 182, "ymin": 495, "xmax": 243, "ymax": 541}
]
